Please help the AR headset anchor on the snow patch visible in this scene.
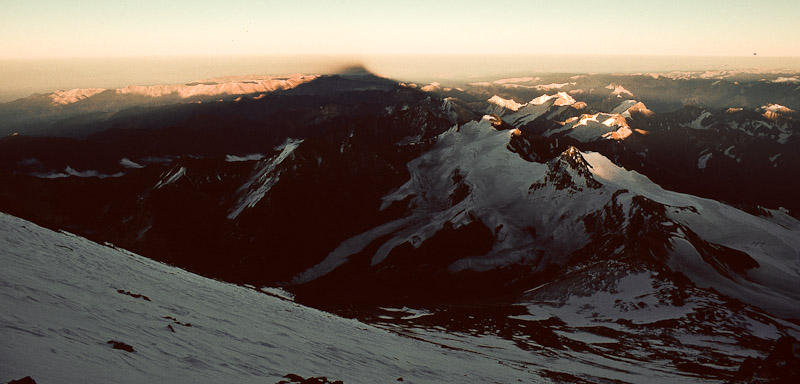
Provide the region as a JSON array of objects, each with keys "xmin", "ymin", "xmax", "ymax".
[
  {"xmin": 227, "ymin": 138, "xmax": 303, "ymax": 219},
  {"xmin": 530, "ymin": 91, "xmax": 575, "ymax": 106},
  {"xmin": 49, "ymin": 88, "xmax": 106, "ymax": 105},
  {"xmin": 120, "ymin": 158, "xmax": 144, "ymax": 169},
  {"xmin": 420, "ymin": 82, "xmax": 441, "ymax": 92},
  {"xmin": 259, "ymin": 286, "xmax": 295, "ymax": 301},
  {"xmin": 492, "ymin": 76, "xmax": 540, "ymax": 85},
  {"xmin": 225, "ymin": 154, "xmax": 265, "ymax": 162},
  {"xmin": 605, "ymin": 84, "xmax": 634, "ymax": 98},
  {"xmin": 610, "ymin": 100, "xmax": 638, "ymax": 115},
  {"xmin": 687, "ymin": 111, "xmax": 712, "ymax": 130},
  {"xmin": 773, "ymin": 76, "xmax": 800, "ymax": 83},
  {"xmin": 154, "ymin": 167, "xmax": 186, "ymax": 189},
  {"xmin": 487, "ymin": 95, "xmax": 525, "ymax": 111},
  {"xmin": 34, "ymin": 167, "xmax": 124, "ymax": 179},
  {"xmin": 546, "ymin": 113, "xmax": 631, "ymax": 142},
  {"xmin": 534, "ymin": 82, "xmax": 576, "ymax": 91},
  {"xmin": 377, "ymin": 307, "xmax": 434, "ymax": 320},
  {"xmin": 697, "ymin": 152, "xmax": 713, "ymax": 170},
  {"xmin": 115, "ymin": 74, "xmax": 317, "ymax": 99}
]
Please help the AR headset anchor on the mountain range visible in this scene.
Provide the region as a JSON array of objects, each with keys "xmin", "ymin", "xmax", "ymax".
[{"xmin": 1, "ymin": 66, "xmax": 799, "ymax": 383}]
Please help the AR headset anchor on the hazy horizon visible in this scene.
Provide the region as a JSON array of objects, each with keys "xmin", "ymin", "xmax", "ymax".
[
  {"xmin": 2, "ymin": 54, "xmax": 800, "ymax": 103},
  {"xmin": 3, "ymin": 1, "xmax": 800, "ymax": 102}
]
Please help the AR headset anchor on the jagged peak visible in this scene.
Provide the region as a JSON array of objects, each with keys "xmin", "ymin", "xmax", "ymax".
[
  {"xmin": 605, "ymin": 84, "xmax": 634, "ymax": 98},
  {"xmin": 481, "ymin": 114, "xmax": 503, "ymax": 127},
  {"xmin": 611, "ymin": 100, "xmax": 652, "ymax": 117},
  {"xmin": 529, "ymin": 145, "xmax": 601, "ymax": 194},
  {"xmin": 762, "ymin": 103, "xmax": 794, "ymax": 113},
  {"xmin": 626, "ymin": 101, "xmax": 653, "ymax": 116},
  {"xmin": 559, "ymin": 146, "xmax": 593, "ymax": 171},
  {"xmin": 761, "ymin": 103, "xmax": 795, "ymax": 120},
  {"xmin": 530, "ymin": 92, "xmax": 575, "ymax": 106},
  {"xmin": 487, "ymin": 95, "xmax": 525, "ymax": 111}
]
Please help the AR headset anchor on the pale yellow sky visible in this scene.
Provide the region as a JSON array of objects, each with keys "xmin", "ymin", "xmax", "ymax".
[{"xmin": 1, "ymin": 0, "xmax": 799, "ymax": 59}]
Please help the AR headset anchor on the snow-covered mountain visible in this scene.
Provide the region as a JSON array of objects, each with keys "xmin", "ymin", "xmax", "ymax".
[{"xmin": 290, "ymin": 117, "xmax": 800, "ymax": 316}]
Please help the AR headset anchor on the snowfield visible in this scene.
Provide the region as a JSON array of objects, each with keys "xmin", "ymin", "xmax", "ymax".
[
  {"xmin": 0, "ymin": 213, "xmax": 534, "ymax": 383},
  {"xmin": 5, "ymin": 211, "xmax": 796, "ymax": 384}
]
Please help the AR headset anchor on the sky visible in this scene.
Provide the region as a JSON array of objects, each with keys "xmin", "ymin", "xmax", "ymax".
[
  {"xmin": 1, "ymin": 0, "xmax": 800, "ymax": 102},
  {"xmin": 2, "ymin": 0, "xmax": 800, "ymax": 58}
]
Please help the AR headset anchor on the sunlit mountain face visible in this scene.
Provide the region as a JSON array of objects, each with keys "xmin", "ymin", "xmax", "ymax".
[{"xmin": 2, "ymin": 65, "xmax": 800, "ymax": 383}]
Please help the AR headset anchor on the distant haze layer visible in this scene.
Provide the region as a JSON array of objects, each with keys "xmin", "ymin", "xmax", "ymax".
[{"xmin": 2, "ymin": 55, "xmax": 800, "ymax": 103}]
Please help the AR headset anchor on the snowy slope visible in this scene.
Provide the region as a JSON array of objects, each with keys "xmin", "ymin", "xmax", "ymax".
[
  {"xmin": 7, "ymin": 212, "xmax": 795, "ymax": 383},
  {"xmin": 371, "ymin": 264, "xmax": 800, "ymax": 383},
  {"xmin": 583, "ymin": 151, "xmax": 800, "ymax": 318},
  {"xmin": 0, "ymin": 212, "xmax": 545, "ymax": 383}
]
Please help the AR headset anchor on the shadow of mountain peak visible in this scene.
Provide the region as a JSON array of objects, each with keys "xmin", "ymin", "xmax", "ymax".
[
  {"xmin": 285, "ymin": 64, "xmax": 398, "ymax": 95},
  {"xmin": 335, "ymin": 64, "xmax": 376, "ymax": 78}
]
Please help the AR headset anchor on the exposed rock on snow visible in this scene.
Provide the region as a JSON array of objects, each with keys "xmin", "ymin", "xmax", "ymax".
[
  {"xmin": 107, "ymin": 340, "xmax": 135, "ymax": 353},
  {"xmin": 8, "ymin": 376, "xmax": 37, "ymax": 384},
  {"xmin": 487, "ymin": 95, "xmax": 525, "ymax": 111},
  {"xmin": 605, "ymin": 84, "xmax": 634, "ymax": 98},
  {"xmin": 115, "ymin": 74, "xmax": 317, "ymax": 99},
  {"xmin": 546, "ymin": 112, "xmax": 633, "ymax": 142},
  {"xmin": 49, "ymin": 88, "xmax": 105, "ymax": 105},
  {"xmin": 530, "ymin": 146, "xmax": 602, "ymax": 194},
  {"xmin": 611, "ymin": 100, "xmax": 653, "ymax": 117},
  {"xmin": 733, "ymin": 335, "xmax": 800, "ymax": 382},
  {"xmin": 761, "ymin": 103, "xmax": 795, "ymax": 120},
  {"xmin": 530, "ymin": 92, "xmax": 576, "ymax": 106}
]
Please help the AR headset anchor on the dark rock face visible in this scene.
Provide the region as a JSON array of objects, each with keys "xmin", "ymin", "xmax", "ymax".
[
  {"xmin": 734, "ymin": 335, "xmax": 800, "ymax": 383},
  {"xmin": 8, "ymin": 377, "xmax": 37, "ymax": 384},
  {"xmin": 116, "ymin": 289, "xmax": 150, "ymax": 302},
  {"xmin": 529, "ymin": 146, "xmax": 601, "ymax": 194},
  {"xmin": 106, "ymin": 340, "xmax": 135, "ymax": 353},
  {"xmin": 277, "ymin": 373, "xmax": 344, "ymax": 384}
]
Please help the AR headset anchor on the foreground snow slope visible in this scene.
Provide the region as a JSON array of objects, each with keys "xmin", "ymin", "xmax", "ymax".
[{"xmin": 0, "ymin": 213, "xmax": 536, "ymax": 383}]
